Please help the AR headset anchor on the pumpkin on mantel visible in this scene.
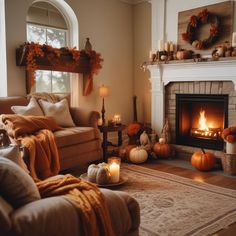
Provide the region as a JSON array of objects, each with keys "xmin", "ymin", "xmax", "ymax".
[{"xmin": 191, "ymin": 149, "xmax": 215, "ymax": 171}]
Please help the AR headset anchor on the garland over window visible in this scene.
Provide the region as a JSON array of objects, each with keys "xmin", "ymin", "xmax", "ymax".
[
  {"xmin": 182, "ymin": 9, "xmax": 220, "ymax": 50},
  {"xmin": 16, "ymin": 42, "xmax": 103, "ymax": 95}
]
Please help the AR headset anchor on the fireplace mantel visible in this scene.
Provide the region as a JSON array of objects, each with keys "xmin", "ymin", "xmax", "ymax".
[{"xmin": 147, "ymin": 59, "xmax": 236, "ymax": 135}]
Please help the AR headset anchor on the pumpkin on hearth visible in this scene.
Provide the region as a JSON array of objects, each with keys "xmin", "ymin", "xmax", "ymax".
[
  {"xmin": 153, "ymin": 138, "xmax": 172, "ymax": 158},
  {"xmin": 129, "ymin": 146, "xmax": 148, "ymax": 164},
  {"xmin": 191, "ymin": 149, "xmax": 215, "ymax": 171}
]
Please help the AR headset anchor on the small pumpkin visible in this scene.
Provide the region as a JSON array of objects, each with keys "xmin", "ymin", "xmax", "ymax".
[
  {"xmin": 96, "ymin": 167, "xmax": 110, "ymax": 185},
  {"xmin": 87, "ymin": 163, "xmax": 110, "ymax": 184},
  {"xmin": 153, "ymin": 142, "xmax": 171, "ymax": 158},
  {"xmin": 176, "ymin": 50, "xmax": 193, "ymax": 60},
  {"xmin": 127, "ymin": 123, "xmax": 141, "ymax": 136},
  {"xmin": 191, "ymin": 149, "xmax": 215, "ymax": 171},
  {"xmin": 87, "ymin": 164, "xmax": 99, "ymax": 182},
  {"xmin": 129, "ymin": 146, "xmax": 148, "ymax": 164}
]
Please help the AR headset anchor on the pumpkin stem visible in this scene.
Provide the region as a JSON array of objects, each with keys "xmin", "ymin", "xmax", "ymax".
[{"xmin": 201, "ymin": 148, "xmax": 205, "ymax": 154}]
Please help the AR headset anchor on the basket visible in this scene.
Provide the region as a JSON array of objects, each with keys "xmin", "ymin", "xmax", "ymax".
[{"xmin": 221, "ymin": 153, "xmax": 236, "ymax": 175}]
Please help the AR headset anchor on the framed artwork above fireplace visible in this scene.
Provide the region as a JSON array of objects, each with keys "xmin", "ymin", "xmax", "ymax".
[{"xmin": 176, "ymin": 94, "xmax": 228, "ymax": 150}]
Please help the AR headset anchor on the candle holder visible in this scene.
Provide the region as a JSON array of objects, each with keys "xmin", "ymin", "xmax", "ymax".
[{"xmin": 108, "ymin": 157, "xmax": 121, "ymax": 183}]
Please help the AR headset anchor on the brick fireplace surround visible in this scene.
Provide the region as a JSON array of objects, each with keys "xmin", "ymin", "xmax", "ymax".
[{"xmin": 147, "ymin": 59, "xmax": 236, "ymax": 159}]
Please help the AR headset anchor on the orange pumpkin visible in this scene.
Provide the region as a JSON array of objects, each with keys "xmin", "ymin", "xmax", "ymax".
[
  {"xmin": 153, "ymin": 142, "xmax": 172, "ymax": 158},
  {"xmin": 127, "ymin": 123, "xmax": 141, "ymax": 136},
  {"xmin": 191, "ymin": 149, "xmax": 215, "ymax": 171}
]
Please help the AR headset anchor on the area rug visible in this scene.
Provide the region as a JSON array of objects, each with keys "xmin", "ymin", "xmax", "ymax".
[{"xmin": 119, "ymin": 164, "xmax": 236, "ymax": 236}]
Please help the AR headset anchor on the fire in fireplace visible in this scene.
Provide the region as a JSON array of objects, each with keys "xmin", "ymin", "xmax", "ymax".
[{"xmin": 176, "ymin": 94, "xmax": 228, "ymax": 150}]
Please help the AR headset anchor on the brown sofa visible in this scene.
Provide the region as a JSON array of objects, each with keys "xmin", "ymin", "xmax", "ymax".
[
  {"xmin": 0, "ymin": 96, "xmax": 103, "ymax": 170},
  {"xmin": 0, "ymin": 157, "xmax": 140, "ymax": 236}
]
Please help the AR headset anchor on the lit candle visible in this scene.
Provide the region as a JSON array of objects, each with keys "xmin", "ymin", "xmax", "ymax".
[
  {"xmin": 108, "ymin": 157, "xmax": 121, "ymax": 183},
  {"xmin": 98, "ymin": 118, "xmax": 103, "ymax": 126},
  {"xmin": 164, "ymin": 42, "xmax": 169, "ymax": 52},
  {"xmin": 158, "ymin": 40, "xmax": 164, "ymax": 51},
  {"xmin": 169, "ymin": 42, "xmax": 174, "ymax": 52},
  {"xmin": 113, "ymin": 114, "xmax": 121, "ymax": 125},
  {"xmin": 149, "ymin": 50, "xmax": 153, "ymax": 61}
]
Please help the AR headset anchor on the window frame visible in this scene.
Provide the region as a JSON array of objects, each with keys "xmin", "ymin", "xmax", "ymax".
[{"xmin": 26, "ymin": 22, "xmax": 70, "ymax": 93}]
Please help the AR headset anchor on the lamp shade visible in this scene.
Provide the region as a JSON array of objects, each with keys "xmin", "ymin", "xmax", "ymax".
[{"xmin": 99, "ymin": 85, "xmax": 108, "ymax": 97}]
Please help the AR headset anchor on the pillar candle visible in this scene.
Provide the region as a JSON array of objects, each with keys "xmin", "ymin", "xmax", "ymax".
[
  {"xmin": 164, "ymin": 42, "xmax": 169, "ymax": 52},
  {"xmin": 169, "ymin": 42, "xmax": 174, "ymax": 52},
  {"xmin": 109, "ymin": 162, "xmax": 120, "ymax": 183},
  {"xmin": 158, "ymin": 40, "xmax": 164, "ymax": 51}
]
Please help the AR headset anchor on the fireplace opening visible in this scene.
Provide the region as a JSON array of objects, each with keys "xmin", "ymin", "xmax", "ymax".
[{"xmin": 176, "ymin": 94, "xmax": 228, "ymax": 150}]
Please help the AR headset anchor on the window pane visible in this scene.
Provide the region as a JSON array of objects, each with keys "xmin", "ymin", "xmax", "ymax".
[
  {"xmin": 52, "ymin": 71, "xmax": 70, "ymax": 93},
  {"xmin": 27, "ymin": 25, "xmax": 46, "ymax": 44},
  {"xmin": 35, "ymin": 70, "xmax": 52, "ymax": 92},
  {"xmin": 47, "ymin": 28, "xmax": 66, "ymax": 48}
]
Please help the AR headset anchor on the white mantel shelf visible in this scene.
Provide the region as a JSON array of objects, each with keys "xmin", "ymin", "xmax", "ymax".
[{"xmin": 147, "ymin": 59, "xmax": 236, "ymax": 135}]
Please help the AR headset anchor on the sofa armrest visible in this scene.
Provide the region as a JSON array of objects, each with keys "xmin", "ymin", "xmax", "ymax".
[
  {"xmin": 100, "ymin": 188, "xmax": 140, "ymax": 236},
  {"xmin": 70, "ymin": 107, "xmax": 100, "ymax": 127},
  {"xmin": 11, "ymin": 197, "xmax": 80, "ymax": 236}
]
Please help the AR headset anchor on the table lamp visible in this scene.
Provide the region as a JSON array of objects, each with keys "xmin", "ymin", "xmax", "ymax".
[{"xmin": 99, "ymin": 84, "xmax": 108, "ymax": 125}]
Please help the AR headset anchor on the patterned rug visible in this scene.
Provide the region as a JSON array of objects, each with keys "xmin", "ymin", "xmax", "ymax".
[{"xmin": 119, "ymin": 164, "xmax": 236, "ymax": 236}]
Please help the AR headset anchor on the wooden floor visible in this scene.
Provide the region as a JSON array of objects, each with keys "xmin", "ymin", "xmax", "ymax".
[
  {"xmin": 141, "ymin": 159, "xmax": 236, "ymax": 190},
  {"xmin": 140, "ymin": 159, "xmax": 236, "ymax": 236}
]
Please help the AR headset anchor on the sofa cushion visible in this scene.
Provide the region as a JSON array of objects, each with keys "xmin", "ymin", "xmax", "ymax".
[
  {"xmin": 0, "ymin": 196, "xmax": 13, "ymax": 233},
  {"xmin": 38, "ymin": 99, "xmax": 75, "ymax": 127},
  {"xmin": 0, "ymin": 157, "xmax": 40, "ymax": 208},
  {"xmin": 0, "ymin": 144, "xmax": 29, "ymax": 173},
  {"xmin": 54, "ymin": 127, "xmax": 99, "ymax": 148},
  {"xmin": 11, "ymin": 97, "xmax": 44, "ymax": 116}
]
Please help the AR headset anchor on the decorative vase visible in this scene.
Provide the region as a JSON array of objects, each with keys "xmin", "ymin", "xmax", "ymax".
[
  {"xmin": 226, "ymin": 142, "xmax": 236, "ymax": 154},
  {"xmin": 85, "ymin": 38, "xmax": 92, "ymax": 51}
]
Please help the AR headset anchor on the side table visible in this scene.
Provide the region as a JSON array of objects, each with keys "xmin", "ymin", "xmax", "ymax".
[{"xmin": 98, "ymin": 124, "xmax": 126, "ymax": 162}]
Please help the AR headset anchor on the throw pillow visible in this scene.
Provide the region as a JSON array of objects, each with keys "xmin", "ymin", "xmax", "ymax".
[
  {"xmin": 38, "ymin": 99, "xmax": 75, "ymax": 127},
  {"xmin": 11, "ymin": 97, "xmax": 44, "ymax": 116},
  {"xmin": 0, "ymin": 196, "xmax": 13, "ymax": 233},
  {"xmin": 0, "ymin": 144, "xmax": 29, "ymax": 173},
  {"xmin": 0, "ymin": 157, "xmax": 41, "ymax": 208}
]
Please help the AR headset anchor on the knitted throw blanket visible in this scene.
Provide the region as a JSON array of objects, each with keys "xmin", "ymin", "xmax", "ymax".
[
  {"xmin": 37, "ymin": 174, "xmax": 115, "ymax": 236},
  {"xmin": 1, "ymin": 114, "xmax": 61, "ymax": 180}
]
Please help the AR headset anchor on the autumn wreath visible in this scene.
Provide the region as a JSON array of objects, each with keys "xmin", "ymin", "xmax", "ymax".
[{"xmin": 182, "ymin": 9, "xmax": 220, "ymax": 50}]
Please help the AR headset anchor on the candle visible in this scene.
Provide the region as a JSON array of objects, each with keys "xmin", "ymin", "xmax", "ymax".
[
  {"xmin": 149, "ymin": 50, "xmax": 153, "ymax": 61},
  {"xmin": 109, "ymin": 162, "xmax": 120, "ymax": 183},
  {"xmin": 169, "ymin": 42, "xmax": 174, "ymax": 52},
  {"xmin": 164, "ymin": 42, "xmax": 169, "ymax": 52},
  {"xmin": 98, "ymin": 118, "xmax": 103, "ymax": 126},
  {"xmin": 158, "ymin": 40, "xmax": 164, "ymax": 51},
  {"xmin": 108, "ymin": 157, "xmax": 121, "ymax": 183},
  {"xmin": 113, "ymin": 114, "xmax": 121, "ymax": 125}
]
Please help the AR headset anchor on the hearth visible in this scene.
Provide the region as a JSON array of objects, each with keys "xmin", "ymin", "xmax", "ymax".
[{"xmin": 176, "ymin": 94, "xmax": 228, "ymax": 150}]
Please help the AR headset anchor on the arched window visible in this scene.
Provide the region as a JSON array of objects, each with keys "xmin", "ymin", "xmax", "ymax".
[{"xmin": 26, "ymin": 0, "xmax": 79, "ymax": 104}]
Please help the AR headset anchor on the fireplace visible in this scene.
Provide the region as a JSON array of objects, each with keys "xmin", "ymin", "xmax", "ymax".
[{"xmin": 176, "ymin": 94, "xmax": 228, "ymax": 150}]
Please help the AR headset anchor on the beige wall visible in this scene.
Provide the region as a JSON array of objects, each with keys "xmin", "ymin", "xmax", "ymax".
[
  {"xmin": 133, "ymin": 2, "xmax": 151, "ymax": 124},
  {"xmin": 5, "ymin": 0, "xmax": 134, "ymax": 125}
]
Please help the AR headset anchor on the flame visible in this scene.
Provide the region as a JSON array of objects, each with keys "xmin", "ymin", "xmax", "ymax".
[{"xmin": 198, "ymin": 109, "xmax": 209, "ymax": 131}]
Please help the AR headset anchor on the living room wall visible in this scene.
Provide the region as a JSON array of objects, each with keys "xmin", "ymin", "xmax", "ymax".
[{"xmin": 4, "ymin": 0, "xmax": 134, "ymax": 125}]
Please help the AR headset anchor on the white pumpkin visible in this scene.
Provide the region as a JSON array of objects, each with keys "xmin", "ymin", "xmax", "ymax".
[
  {"xmin": 159, "ymin": 137, "xmax": 166, "ymax": 144},
  {"xmin": 87, "ymin": 163, "xmax": 110, "ymax": 184},
  {"xmin": 87, "ymin": 164, "xmax": 99, "ymax": 183},
  {"xmin": 140, "ymin": 131, "xmax": 149, "ymax": 146},
  {"xmin": 129, "ymin": 147, "xmax": 148, "ymax": 164}
]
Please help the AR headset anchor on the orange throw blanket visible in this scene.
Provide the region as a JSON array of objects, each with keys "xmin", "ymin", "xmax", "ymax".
[
  {"xmin": 37, "ymin": 174, "xmax": 115, "ymax": 236},
  {"xmin": 1, "ymin": 114, "xmax": 61, "ymax": 180}
]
